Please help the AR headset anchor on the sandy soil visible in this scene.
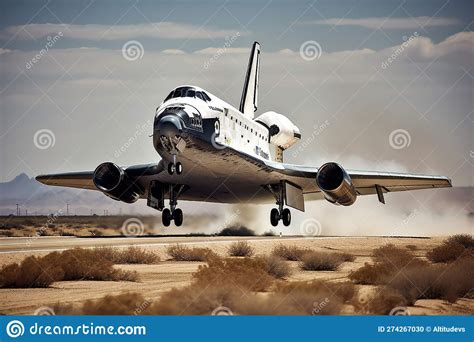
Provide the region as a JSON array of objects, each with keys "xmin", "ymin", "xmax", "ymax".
[{"xmin": 0, "ymin": 235, "xmax": 472, "ymax": 315}]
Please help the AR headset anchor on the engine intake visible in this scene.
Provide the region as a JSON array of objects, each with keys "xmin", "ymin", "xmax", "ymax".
[
  {"xmin": 316, "ymin": 162, "xmax": 357, "ymax": 206},
  {"xmin": 93, "ymin": 162, "xmax": 141, "ymax": 203}
]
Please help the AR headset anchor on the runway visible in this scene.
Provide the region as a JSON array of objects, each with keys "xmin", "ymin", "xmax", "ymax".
[{"xmin": 0, "ymin": 235, "xmax": 371, "ymax": 254}]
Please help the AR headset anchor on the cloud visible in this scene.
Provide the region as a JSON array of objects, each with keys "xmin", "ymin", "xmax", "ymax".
[
  {"xmin": 0, "ymin": 22, "xmax": 247, "ymax": 40},
  {"xmin": 162, "ymin": 49, "xmax": 186, "ymax": 54},
  {"xmin": 301, "ymin": 16, "xmax": 462, "ymax": 29},
  {"xmin": 194, "ymin": 47, "xmax": 249, "ymax": 54}
]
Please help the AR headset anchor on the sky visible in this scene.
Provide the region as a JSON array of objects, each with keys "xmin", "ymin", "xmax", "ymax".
[{"xmin": 0, "ymin": 0, "xmax": 472, "ymax": 234}]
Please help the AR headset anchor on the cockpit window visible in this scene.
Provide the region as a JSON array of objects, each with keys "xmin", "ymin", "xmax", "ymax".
[{"xmin": 163, "ymin": 87, "xmax": 211, "ymax": 103}]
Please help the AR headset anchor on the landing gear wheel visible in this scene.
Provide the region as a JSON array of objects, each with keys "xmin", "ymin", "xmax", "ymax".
[
  {"xmin": 282, "ymin": 208, "xmax": 291, "ymax": 226},
  {"xmin": 162, "ymin": 208, "xmax": 172, "ymax": 227},
  {"xmin": 167, "ymin": 163, "xmax": 175, "ymax": 175},
  {"xmin": 176, "ymin": 162, "xmax": 183, "ymax": 175},
  {"xmin": 173, "ymin": 208, "xmax": 183, "ymax": 226},
  {"xmin": 270, "ymin": 208, "xmax": 279, "ymax": 227}
]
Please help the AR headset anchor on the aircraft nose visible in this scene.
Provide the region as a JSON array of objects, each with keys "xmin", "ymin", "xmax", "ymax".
[{"xmin": 156, "ymin": 114, "xmax": 183, "ymax": 138}]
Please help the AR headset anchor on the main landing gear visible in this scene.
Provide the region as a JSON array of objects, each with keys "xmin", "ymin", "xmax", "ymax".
[
  {"xmin": 266, "ymin": 182, "xmax": 291, "ymax": 227},
  {"xmin": 167, "ymin": 155, "xmax": 183, "ymax": 175},
  {"xmin": 161, "ymin": 184, "xmax": 186, "ymax": 227}
]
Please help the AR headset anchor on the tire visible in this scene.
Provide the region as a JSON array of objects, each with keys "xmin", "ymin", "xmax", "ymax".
[
  {"xmin": 162, "ymin": 208, "xmax": 172, "ymax": 227},
  {"xmin": 282, "ymin": 208, "xmax": 291, "ymax": 226},
  {"xmin": 270, "ymin": 208, "xmax": 279, "ymax": 227},
  {"xmin": 176, "ymin": 162, "xmax": 183, "ymax": 175},
  {"xmin": 167, "ymin": 163, "xmax": 175, "ymax": 175},
  {"xmin": 173, "ymin": 208, "xmax": 183, "ymax": 227}
]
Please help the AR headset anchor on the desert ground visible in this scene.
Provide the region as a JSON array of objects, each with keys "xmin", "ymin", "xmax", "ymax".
[{"xmin": 0, "ymin": 233, "xmax": 472, "ymax": 315}]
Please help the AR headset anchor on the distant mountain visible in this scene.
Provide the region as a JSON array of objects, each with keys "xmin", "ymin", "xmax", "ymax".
[{"xmin": 0, "ymin": 173, "xmax": 149, "ymax": 215}]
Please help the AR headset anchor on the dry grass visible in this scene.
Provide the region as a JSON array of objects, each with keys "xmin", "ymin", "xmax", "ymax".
[
  {"xmin": 427, "ymin": 234, "xmax": 474, "ymax": 263},
  {"xmin": 0, "ymin": 247, "xmax": 139, "ymax": 288},
  {"xmin": 227, "ymin": 241, "xmax": 255, "ymax": 257},
  {"xmin": 193, "ymin": 257, "xmax": 273, "ymax": 292},
  {"xmin": 355, "ymin": 287, "xmax": 407, "ymax": 315},
  {"xmin": 389, "ymin": 257, "xmax": 474, "ymax": 304},
  {"xmin": 349, "ymin": 244, "xmax": 426, "ymax": 285},
  {"xmin": 271, "ymin": 244, "xmax": 308, "ymax": 261},
  {"xmin": 95, "ymin": 246, "xmax": 160, "ymax": 264},
  {"xmin": 256, "ymin": 255, "xmax": 292, "ymax": 279},
  {"xmin": 299, "ymin": 251, "xmax": 345, "ymax": 271},
  {"xmin": 61, "ymin": 279, "xmax": 356, "ymax": 315},
  {"xmin": 166, "ymin": 244, "xmax": 217, "ymax": 261}
]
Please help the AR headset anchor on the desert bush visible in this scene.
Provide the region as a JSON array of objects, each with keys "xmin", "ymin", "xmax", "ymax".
[
  {"xmin": 337, "ymin": 252, "xmax": 356, "ymax": 262},
  {"xmin": 389, "ymin": 257, "xmax": 474, "ymax": 304},
  {"xmin": 405, "ymin": 244, "xmax": 418, "ymax": 251},
  {"xmin": 227, "ymin": 241, "xmax": 255, "ymax": 257},
  {"xmin": 448, "ymin": 234, "xmax": 474, "ymax": 249},
  {"xmin": 218, "ymin": 225, "xmax": 255, "ymax": 236},
  {"xmin": 355, "ymin": 287, "xmax": 407, "ymax": 315},
  {"xmin": 427, "ymin": 235, "xmax": 474, "ymax": 263},
  {"xmin": 193, "ymin": 257, "xmax": 273, "ymax": 292},
  {"xmin": 0, "ymin": 247, "xmax": 138, "ymax": 288},
  {"xmin": 113, "ymin": 247, "xmax": 159, "ymax": 264},
  {"xmin": 166, "ymin": 244, "xmax": 217, "ymax": 261},
  {"xmin": 271, "ymin": 244, "xmax": 308, "ymax": 261},
  {"xmin": 349, "ymin": 244, "xmax": 426, "ymax": 285},
  {"xmin": 257, "ymin": 255, "xmax": 292, "ymax": 279},
  {"xmin": 299, "ymin": 251, "xmax": 344, "ymax": 271}
]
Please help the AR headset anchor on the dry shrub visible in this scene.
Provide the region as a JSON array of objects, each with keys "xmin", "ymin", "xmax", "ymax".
[
  {"xmin": 355, "ymin": 287, "xmax": 407, "ymax": 315},
  {"xmin": 299, "ymin": 251, "xmax": 344, "ymax": 271},
  {"xmin": 193, "ymin": 257, "xmax": 273, "ymax": 292},
  {"xmin": 271, "ymin": 244, "xmax": 308, "ymax": 261},
  {"xmin": 0, "ymin": 248, "xmax": 138, "ymax": 288},
  {"xmin": 166, "ymin": 244, "xmax": 217, "ymax": 261},
  {"xmin": 389, "ymin": 257, "xmax": 474, "ymax": 304},
  {"xmin": 349, "ymin": 244, "xmax": 426, "ymax": 285},
  {"xmin": 218, "ymin": 225, "xmax": 255, "ymax": 236},
  {"xmin": 256, "ymin": 255, "xmax": 292, "ymax": 279},
  {"xmin": 405, "ymin": 244, "xmax": 418, "ymax": 251},
  {"xmin": 0, "ymin": 256, "xmax": 63, "ymax": 288},
  {"xmin": 338, "ymin": 252, "xmax": 356, "ymax": 262},
  {"xmin": 427, "ymin": 235, "xmax": 474, "ymax": 263},
  {"xmin": 112, "ymin": 247, "xmax": 159, "ymax": 264},
  {"xmin": 227, "ymin": 241, "xmax": 255, "ymax": 257}
]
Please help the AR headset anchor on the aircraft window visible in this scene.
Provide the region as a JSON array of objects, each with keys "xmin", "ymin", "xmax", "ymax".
[
  {"xmin": 202, "ymin": 92, "xmax": 211, "ymax": 101},
  {"xmin": 185, "ymin": 89, "xmax": 196, "ymax": 98},
  {"xmin": 164, "ymin": 92, "xmax": 174, "ymax": 102},
  {"xmin": 195, "ymin": 92, "xmax": 204, "ymax": 100}
]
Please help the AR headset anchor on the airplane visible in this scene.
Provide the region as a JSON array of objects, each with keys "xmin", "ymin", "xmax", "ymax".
[{"xmin": 36, "ymin": 41, "xmax": 452, "ymax": 227}]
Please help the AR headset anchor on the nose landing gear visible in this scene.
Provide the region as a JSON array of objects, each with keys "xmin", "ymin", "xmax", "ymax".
[{"xmin": 167, "ymin": 154, "xmax": 183, "ymax": 175}]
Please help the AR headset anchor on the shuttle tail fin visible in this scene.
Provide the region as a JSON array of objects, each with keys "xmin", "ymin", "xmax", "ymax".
[{"xmin": 239, "ymin": 41, "xmax": 260, "ymax": 118}]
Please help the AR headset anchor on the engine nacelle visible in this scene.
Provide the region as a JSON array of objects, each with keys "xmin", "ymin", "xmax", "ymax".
[
  {"xmin": 316, "ymin": 162, "xmax": 357, "ymax": 206},
  {"xmin": 93, "ymin": 162, "xmax": 142, "ymax": 203}
]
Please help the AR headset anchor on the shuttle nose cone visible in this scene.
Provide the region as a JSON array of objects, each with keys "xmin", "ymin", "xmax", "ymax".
[{"xmin": 156, "ymin": 114, "xmax": 183, "ymax": 138}]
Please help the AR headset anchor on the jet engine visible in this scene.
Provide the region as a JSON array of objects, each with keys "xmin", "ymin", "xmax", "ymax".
[
  {"xmin": 316, "ymin": 162, "xmax": 357, "ymax": 206},
  {"xmin": 93, "ymin": 162, "xmax": 142, "ymax": 203}
]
